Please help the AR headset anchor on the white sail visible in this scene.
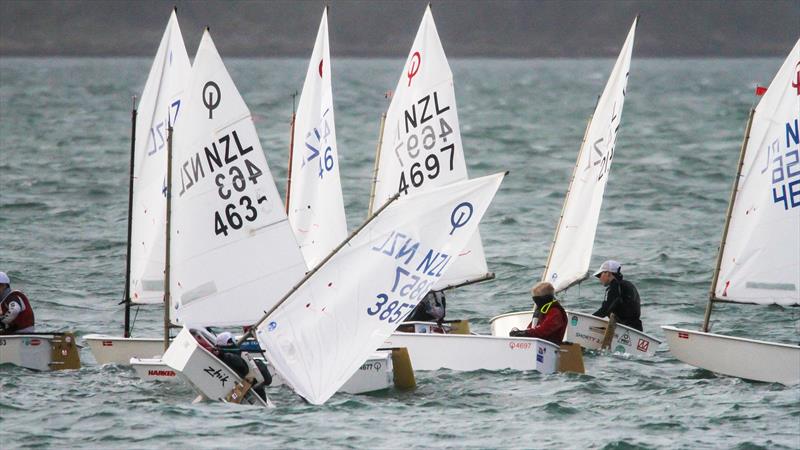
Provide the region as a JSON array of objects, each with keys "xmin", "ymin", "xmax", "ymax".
[
  {"xmin": 714, "ymin": 39, "xmax": 800, "ymax": 306},
  {"xmin": 257, "ymin": 173, "xmax": 505, "ymax": 405},
  {"xmin": 288, "ymin": 7, "xmax": 348, "ymax": 268},
  {"xmin": 129, "ymin": 9, "xmax": 191, "ymax": 305},
  {"xmin": 170, "ymin": 31, "xmax": 307, "ymax": 327},
  {"xmin": 370, "ymin": 6, "xmax": 490, "ymax": 289},
  {"xmin": 542, "ymin": 18, "xmax": 637, "ymax": 292}
]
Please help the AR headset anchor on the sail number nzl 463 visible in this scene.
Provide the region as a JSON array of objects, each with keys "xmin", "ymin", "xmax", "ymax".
[{"xmin": 175, "ymin": 129, "xmax": 268, "ymax": 238}]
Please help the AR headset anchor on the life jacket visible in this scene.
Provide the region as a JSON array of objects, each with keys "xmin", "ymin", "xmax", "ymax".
[{"xmin": 1, "ymin": 290, "xmax": 35, "ymax": 333}]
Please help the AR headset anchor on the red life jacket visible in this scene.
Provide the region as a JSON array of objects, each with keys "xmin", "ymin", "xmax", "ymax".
[
  {"xmin": 1, "ymin": 290, "xmax": 35, "ymax": 333},
  {"xmin": 525, "ymin": 301, "xmax": 567, "ymax": 345}
]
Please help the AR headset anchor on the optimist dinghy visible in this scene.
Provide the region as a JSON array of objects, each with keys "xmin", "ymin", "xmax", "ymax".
[
  {"xmin": 487, "ymin": 17, "xmax": 663, "ymax": 357},
  {"xmin": 662, "ymin": 39, "xmax": 800, "ymax": 385}
]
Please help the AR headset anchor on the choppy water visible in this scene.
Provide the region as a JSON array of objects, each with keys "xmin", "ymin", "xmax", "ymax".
[{"xmin": 1, "ymin": 56, "xmax": 799, "ymax": 449}]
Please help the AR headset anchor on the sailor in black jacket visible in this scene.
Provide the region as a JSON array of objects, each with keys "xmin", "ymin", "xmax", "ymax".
[{"xmin": 592, "ymin": 260, "xmax": 643, "ymax": 331}]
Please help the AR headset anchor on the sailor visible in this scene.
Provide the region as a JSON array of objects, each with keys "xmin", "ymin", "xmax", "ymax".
[
  {"xmin": 592, "ymin": 260, "xmax": 643, "ymax": 331},
  {"xmin": 509, "ymin": 282, "xmax": 567, "ymax": 345},
  {"xmin": 0, "ymin": 271, "xmax": 35, "ymax": 334},
  {"xmin": 214, "ymin": 331, "xmax": 272, "ymax": 400},
  {"xmin": 405, "ymin": 290, "xmax": 446, "ymax": 324}
]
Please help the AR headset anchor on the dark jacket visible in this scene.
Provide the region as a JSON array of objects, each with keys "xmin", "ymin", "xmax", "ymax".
[
  {"xmin": 593, "ymin": 275, "xmax": 643, "ymax": 331},
  {"xmin": 521, "ymin": 301, "xmax": 567, "ymax": 345}
]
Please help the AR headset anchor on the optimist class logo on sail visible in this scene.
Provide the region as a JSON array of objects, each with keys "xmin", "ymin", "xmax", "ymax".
[{"xmin": 175, "ymin": 80, "xmax": 275, "ymax": 238}]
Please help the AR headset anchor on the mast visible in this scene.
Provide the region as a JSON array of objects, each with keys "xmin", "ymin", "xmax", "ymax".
[
  {"xmin": 541, "ymin": 111, "xmax": 595, "ymax": 289},
  {"xmin": 367, "ymin": 112, "xmax": 387, "ymax": 217},
  {"xmin": 702, "ymin": 107, "xmax": 755, "ymax": 332},
  {"xmin": 285, "ymin": 91, "xmax": 298, "ymax": 213},
  {"xmin": 123, "ymin": 96, "xmax": 137, "ymax": 337},
  {"xmin": 163, "ymin": 123, "xmax": 174, "ymax": 351},
  {"xmin": 239, "ymin": 192, "xmax": 400, "ymax": 344}
]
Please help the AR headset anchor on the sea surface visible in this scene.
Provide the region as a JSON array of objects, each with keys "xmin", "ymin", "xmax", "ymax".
[{"xmin": 1, "ymin": 56, "xmax": 798, "ymax": 449}]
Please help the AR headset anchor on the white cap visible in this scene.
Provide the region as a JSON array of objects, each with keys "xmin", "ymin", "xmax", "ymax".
[
  {"xmin": 0, "ymin": 272, "xmax": 9, "ymax": 284},
  {"xmin": 593, "ymin": 260, "xmax": 621, "ymax": 278},
  {"xmin": 215, "ymin": 331, "xmax": 234, "ymax": 346}
]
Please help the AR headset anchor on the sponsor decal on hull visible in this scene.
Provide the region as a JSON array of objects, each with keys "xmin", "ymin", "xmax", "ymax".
[{"xmin": 148, "ymin": 369, "xmax": 176, "ymax": 377}]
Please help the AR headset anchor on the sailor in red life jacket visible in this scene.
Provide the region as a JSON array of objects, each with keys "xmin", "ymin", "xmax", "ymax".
[
  {"xmin": 509, "ymin": 282, "xmax": 567, "ymax": 345},
  {"xmin": 0, "ymin": 271, "xmax": 35, "ymax": 334}
]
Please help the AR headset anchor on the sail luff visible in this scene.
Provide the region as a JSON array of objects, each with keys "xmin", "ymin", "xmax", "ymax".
[
  {"xmin": 367, "ymin": 112, "xmax": 387, "ymax": 218},
  {"xmin": 542, "ymin": 112, "xmax": 594, "ymax": 288},
  {"xmin": 285, "ymin": 111, "xmax": 296, "ymax": 213},
  {"xmin": 703, "ymin": 108, "xmax": 755, "ymax": 331},
  {"xmin": 123, "ymin": 97, "xmax": 137, "ymax": 337},
  {"xmin": 163, "ymin": 123, "xmax": 173, "ymax": 351}
]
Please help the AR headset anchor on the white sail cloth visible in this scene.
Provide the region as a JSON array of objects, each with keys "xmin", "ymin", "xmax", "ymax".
[
  {"xmin": 542, "ymin": 18, "xmax": 637, "ymax": 292},
  {"xmin": 170, "ymin": 31, "xmax": 307, "ymax": 327},
  {"xmin": 370, "ymin": 6, "xmax": 490, "ymax": 289},
  {"xmin": 257, "ymin": 173, "xmax": 506, "ymax": 405},
  {"xmin": 129, "ymin": 10, "xmax": 191, "ymax": 306},
  {"xmin": 714, "ymin": 39, "xmax": 800, "ymax": 306},
  {"xmin": 288, "ymin": 7, "xmax": 348, "ymax": 268}
]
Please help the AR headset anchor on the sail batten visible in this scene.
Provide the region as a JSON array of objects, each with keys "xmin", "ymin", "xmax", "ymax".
[
  {"xmin": 713, "ymin": 39, "xmax": 800, "ymax": 306},
  {"xmin": 542, "ymin": 18, "xmax": 637, "ymax": 292},
  {"xmin": 369, "ymin": 6, "xmax": 490, "ymax": 290}
]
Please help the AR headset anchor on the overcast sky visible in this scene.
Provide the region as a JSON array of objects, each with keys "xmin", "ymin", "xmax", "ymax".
[{"xmin": 0, "ymin": 0, "xmax": 797, "ymax": 57}]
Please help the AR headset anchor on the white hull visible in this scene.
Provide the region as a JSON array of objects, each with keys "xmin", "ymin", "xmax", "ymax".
[
  {"xmin": 384, "ymin": 332, "xmax": 559, "ymax": 373},
  {"xmin": 163, "ymin": 327, "xmax": 395, "ymax": 403},
  {"xmin": 0, "ymin": 333, "xmax": 81, "ymax": 371},
  {"xmin": 84, "ymin": 334, "xmax": 165, "ymax": 365},
  {"xmin": 163, "ymin": 328, "xmax": 269, "ymax": 406},
  {"xmin": 0, "ymin": 334, "xmax": 56, "ymax": 371},
  {"xmin": 130, "ymin": 357, "xmax": 180, "ymax": 382},
  {"xmin": 662, "ymin": 326, "xmax": 800, "ymax": 385},
  {"xmin": 135, "ymin": 351, "xmax": 394, "ymax": 394},
  {"xmin": 490, "ymin": 309, "xmax": 661, "ymax": 357}
]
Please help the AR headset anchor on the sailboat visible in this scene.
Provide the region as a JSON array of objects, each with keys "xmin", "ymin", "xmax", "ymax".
[
  {"xmin": 487, "ymin": 17, "xmax": 661, "ymax": 358},
  {"xmin": 84, "ymin": 8, "xmax": 191, "ymax": 371},
  {"xmin": 368, "ymin": 5, "xmax": 493, "ymax": 293},
  {"xmin": 280, "ymin": 7, "xmax": 407, "ymax": 394},
  {"xmin": 662, "ymin": 39, "xmax": 800, "ymax": 385},
  {"xmin": 372, "ymin": 6, "xmax": 568, "ymax": 373}
]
